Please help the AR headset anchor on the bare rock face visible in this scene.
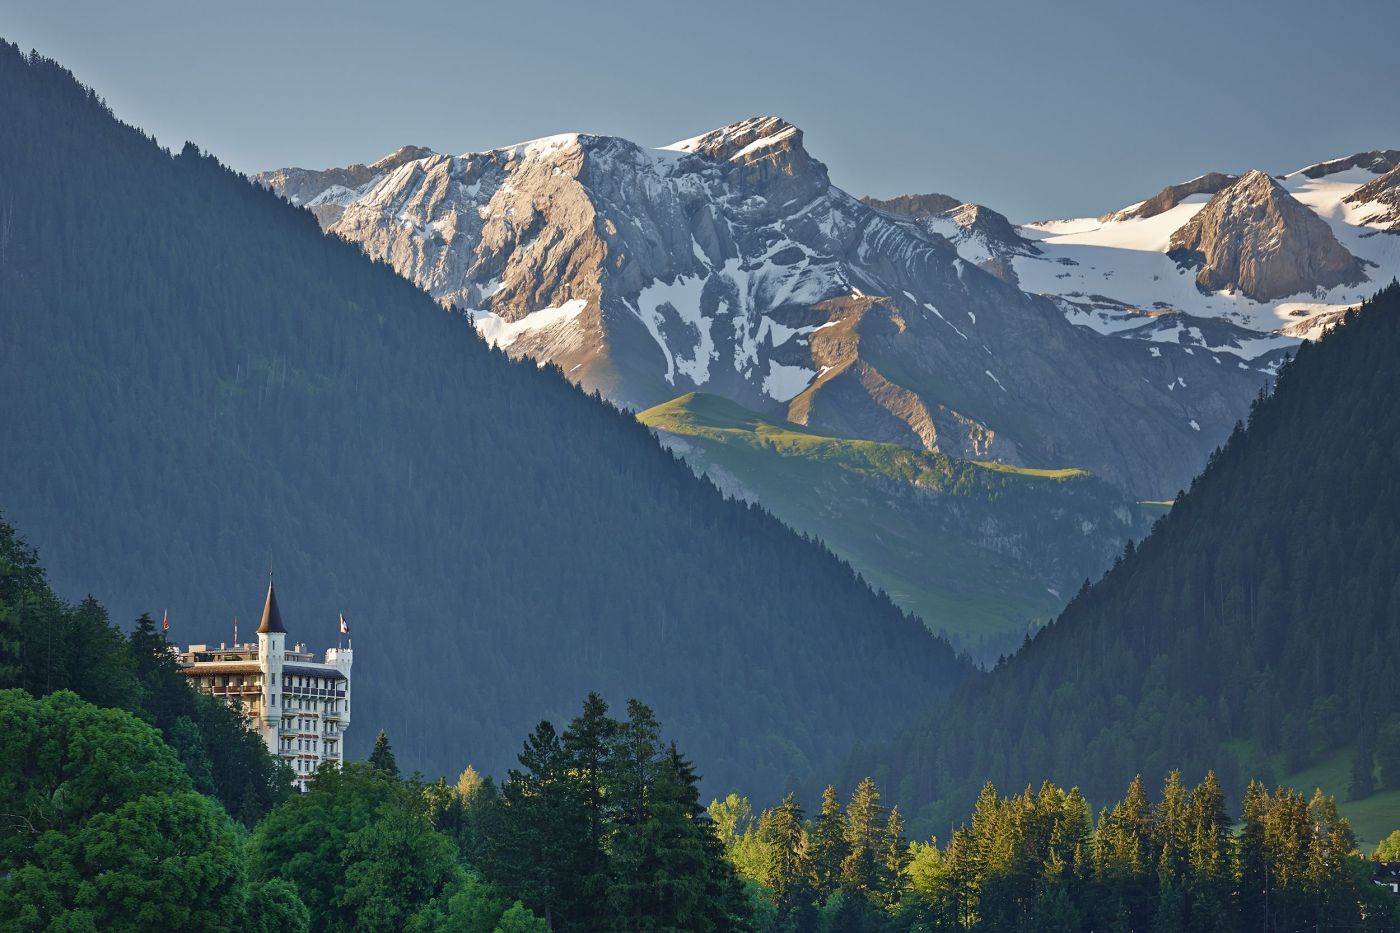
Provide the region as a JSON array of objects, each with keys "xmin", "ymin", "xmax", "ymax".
[
  {"xmin": 1345, "ymin": 163, "xmax": 1400, "ymax": 232},
  {"xmin": 861, "ymin": 192, "xmax": 962, "ymax": 217},
  {"xmin": 863, "ymin": 197, "xmax": 1038, "ymax": 285},
  {"xmin": 257, "ymin": 117, "xmax": 1270, "ymax": 498},
  {"xmin": 256, "ymin": 145, "xmax": 434, "ymax": 208},
  {"xmin": 1298, "ymin": 149, "xmax": 1400, "ymax": 180},
  {"xmin": 1168, "ymin": 170, "xmax": 1365, "ymax": 300},
  {"xmin": 1103, "ymin": 172, "xmax": 1237, "ymax": 222}
]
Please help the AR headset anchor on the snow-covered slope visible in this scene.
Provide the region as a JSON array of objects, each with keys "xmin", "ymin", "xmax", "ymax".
[
  {"xmin": 256, "ymin": 120, "xmax": 1303, "ymax": 498},
  {"xmin": 1011, "ymin": 151, "xmax": 1400, "ymax": 353}
]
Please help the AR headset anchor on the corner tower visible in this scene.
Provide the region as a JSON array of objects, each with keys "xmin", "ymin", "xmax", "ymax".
[{"xmin": 256, "ymin": 577, "xmax": 286, "ymax": 735}]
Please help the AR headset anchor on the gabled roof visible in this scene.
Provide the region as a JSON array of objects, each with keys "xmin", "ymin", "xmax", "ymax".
[{"xmin": 257, "ymin": 578, "xmax": 287, "ymax": 634}]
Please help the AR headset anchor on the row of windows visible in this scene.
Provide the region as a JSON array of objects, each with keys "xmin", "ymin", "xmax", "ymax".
[{"xmin": 280, "ymin": 673, "xmax": 338, "ymax": 690}]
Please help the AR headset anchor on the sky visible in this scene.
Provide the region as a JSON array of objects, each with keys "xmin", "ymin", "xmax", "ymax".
[{"xmin": 6, "ymin": 0, "xmax": 1398, "ymax": 219}]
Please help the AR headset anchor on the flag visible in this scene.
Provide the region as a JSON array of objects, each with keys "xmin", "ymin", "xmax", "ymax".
[
  {"xmin": 339, "ymin": 613, "xmax": 350, "ymax": 635},
  {"xmin": 162, "ymin": 609, "xmax": 170, "ymax": 632},
  {"xmin": 233, "ymin": 616, "xmax": 238, "ymax": 645}
]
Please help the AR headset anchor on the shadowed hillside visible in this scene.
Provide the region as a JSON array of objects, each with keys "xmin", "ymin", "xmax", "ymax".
[
  {"xmin": 0, "ymin": 41, "xmax": 970, "ymax": 798},
  {"xmin": 853, "ymin": 283, "xmax": 1400, "ymax": 836}
]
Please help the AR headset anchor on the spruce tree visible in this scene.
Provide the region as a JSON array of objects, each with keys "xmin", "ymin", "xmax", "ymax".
[
  {"xmin": 807, "ymin": 785, "xmax": 848, "ymax": 904},
  {"xmin": 759, "ymin": 792, "xmax": 809, "ymax": 919},
  {"xmin": 561, "ymin": 691, "xmax": 617, "ymax": 907},
  {"xmin": 880, "ymin": 805, "xmax": 908, "ymax": 907},
  {"xmin": 492, "ymin": 720, "xmax": 588, "ymax": 930},
  {"xmin": 368, "ymin": 729, "xmax": 399, "ymax": 777},
  {"xmin": 840, "ymin": 777, "xmax": 886, "ymax": 902}
]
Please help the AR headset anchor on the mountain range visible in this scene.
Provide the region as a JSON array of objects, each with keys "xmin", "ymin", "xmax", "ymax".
[
  {"xmin": 848, "ymin": 283, "xmax": 1400, "ymax": 847},
  {"xmin": 0, "ymin": 43, "xmax": 970, "ymax": 799},
  {"xmin": 259, "ymin": 121, "xmax": 1400, "ymax": 654}
]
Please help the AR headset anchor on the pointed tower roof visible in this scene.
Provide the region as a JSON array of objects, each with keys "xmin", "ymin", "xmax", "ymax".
[{"xmin": 257, "ymin": 577, "xmax": 286, "ymax": 634}]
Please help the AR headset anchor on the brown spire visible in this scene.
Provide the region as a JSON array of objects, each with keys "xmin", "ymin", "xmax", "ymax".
[{"xmin": 257, "ymin": 576, "xmax": 286, "ymax": 634}]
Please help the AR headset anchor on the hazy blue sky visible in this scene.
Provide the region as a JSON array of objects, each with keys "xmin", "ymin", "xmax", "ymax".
[{"xmin": 7, "ymin": 0, "xmax": 1398, "ymax": 218}]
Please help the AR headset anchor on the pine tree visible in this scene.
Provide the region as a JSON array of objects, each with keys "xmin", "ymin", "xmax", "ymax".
[
  {"xmin": 807, "ymin": 785, "xmax": 848, "ymax": 904},
  {"xmin": 880, "ymin": 805, "xmax": 908, "ymax": 908},
  {"xmin": 840, "ymin": 777, "xmax": 886, "ymax": 903},
  {"xmin": 1183, "ymin": 772, "xmax": 1231, "ymax": 932},
  {"xmin": 561, "ymin": 692, "xmax": 617, "ymax": 907},
  {"xmin": 492, "ymin": 720, "xmax": 588, "ymax": 930},
  {"xmin": 759, "ymin": 792, "xmax": 809, "ymax": 919},
  {"xmin": 1236, "ymin": 780, "xmax": 1269, "ymax": 931},
  {"xmin": 368, "ymin": 729, "xmax": 399, "ymax": 777}
]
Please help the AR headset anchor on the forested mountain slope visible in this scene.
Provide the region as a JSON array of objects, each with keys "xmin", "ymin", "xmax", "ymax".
[
  {"xmin": 0, "ymin": 42, "xmax": 970, "ymax": 798},
  {"xmin": 852, "ymin": 282, "xmax": 1400, "ymax": 833}
]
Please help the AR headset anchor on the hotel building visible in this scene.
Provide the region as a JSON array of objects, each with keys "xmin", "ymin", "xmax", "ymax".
[{"xmin": 175, "ymin": 579, "xmax": 352, "ymax": 791}]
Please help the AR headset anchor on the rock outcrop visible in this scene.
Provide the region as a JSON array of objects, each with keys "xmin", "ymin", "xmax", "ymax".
[
  {"xmin": 258, "ymin": 145, "xmax": 434, "ymax": 225},
  {"xmin": 1167, "ymin": 170, "xmax": 1365, "ymax": 300},
  {"xmin": 1345, "ymin": 163, "xmax": 1400, "ymax": 232},
  {"xmin": 861, "ymin": 192, "xmax": 962, "ymax": 218},
  {"xmin": 1298, "ymin": 149, "xmax": 1400, "ymax": 180},
  {"xmin": 1103, "ymin": 172, "xmax": 1237, "ymax": 222},
  {"xmin": 258, "ymin": 118, "xmax": 1270, "ymax": 497}
]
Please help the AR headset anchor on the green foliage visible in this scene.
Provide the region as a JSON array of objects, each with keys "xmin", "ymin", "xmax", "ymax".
[
  {"xmin": 368, "ymin": 729, "xmax": 400, "ymax": 777},
  {"xmin": 0, "ymin": 689, "xmax": 299, "ymax": 931},
  {"xmin": 407, "ymin": 873, "xmax": 510, "ymax": 933},
  {"xmin": 493, "ymin": 902, "xmax": 550, "ymax": 933},
  {"xmin": 852, "ymin": 283, "xmax": 1400, "ymax": 830},
  {"xmin": 1375, "ymin": 829, "xmax": 1400, "ymax": 861},
  {"xmin": 739, "ymin": 772, "xmax": 1398, "ymax": 933},
  {"xmin": 482, "ymin": 695, "xmax": 751, "ymax": 932},
  {"xmin": 245, "ymin": 879, "xmax": 313, "ymax": 933},
  {"xmin": 247, "ymin": 763, "xmax": 403, "ymax": 929},
  {"xmin": 0, "ymin": 516, "xmax": 290, "ymax": 823},
  {"xmin": 340, "ymin": 790, "xmax": 461, "ymax": 932}
]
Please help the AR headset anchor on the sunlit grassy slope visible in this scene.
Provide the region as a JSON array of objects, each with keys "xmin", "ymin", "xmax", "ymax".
[
  {"xmin": 640, "ymin": 393, "xmax": 1148, "ymax": 659},
  {"xmin": 1220, "ymin": 739, "xmax": 1400, "ymax": 851},
  {"xmin": 1282, "ymin": 750, "xmax": 1400, "ymax": 852}
]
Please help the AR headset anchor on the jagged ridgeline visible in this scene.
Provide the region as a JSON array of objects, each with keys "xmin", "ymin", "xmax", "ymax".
[
  {"xmin": 0, "ymin": 42, "xmax": 970, "ymax": 797},
  {"xmin": 852, "ymin": 283, "xmax": 1400, "ymax": 837}
]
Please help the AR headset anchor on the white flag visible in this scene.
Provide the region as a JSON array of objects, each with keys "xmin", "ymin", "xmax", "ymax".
[{"xmin": 339, "ymin": 613, "xmax": 350, "ymax": 635}]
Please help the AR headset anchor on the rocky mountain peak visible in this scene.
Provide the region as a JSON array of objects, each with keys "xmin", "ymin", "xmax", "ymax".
[
  {"xmin": 370, "ymin": 144, "xmax": 436, "ymax": 171},
  {"xmin": 861, "ymin": 192, "xmax": 963, "ymax": 218},
  {"xmin": 660, "ymin": 116, "xmax": 818, "ymax": 192},
  {"xmin": 663, "ymin": 116, "xmax": 803, "ymax": 163},
  {"xmin": 1167, "ymin": 169, "xmax": 1364, "ymax": 301}
]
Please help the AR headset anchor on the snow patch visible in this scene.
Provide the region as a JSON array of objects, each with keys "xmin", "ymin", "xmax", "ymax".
[
  {"xmin": 474, "ymin": 299, "xmax": 588, "ymax": 350},
  {"xmin": 763, "ymin": 362, "xmax": 817, "ymax": 402}
]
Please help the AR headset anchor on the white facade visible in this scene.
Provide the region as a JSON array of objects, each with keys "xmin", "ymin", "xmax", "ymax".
[{"xmin": 177, "ymin": 580, "xmax": 352, "ymax": 792}]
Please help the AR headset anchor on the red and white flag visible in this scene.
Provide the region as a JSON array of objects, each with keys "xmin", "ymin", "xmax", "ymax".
[
  {"xmin": 339, "ymin": 613, "xmax": 350, "ymax": 635},
  {"xmin": 162, "ymin": 609, "xmax": 170, "ymax": 633}
]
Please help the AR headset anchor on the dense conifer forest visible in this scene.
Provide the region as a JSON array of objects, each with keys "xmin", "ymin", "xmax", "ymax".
[
  {"xmin": 0, "ymin": 40, "xmax": 969, "ymax": 799},
  {"xmin": 852, "ymin": 283, "xmax": 1400, "ymax": 835},
  {"xmin": 2, "ymin": 527, "xmax": 1395, "ymax": 930}
]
